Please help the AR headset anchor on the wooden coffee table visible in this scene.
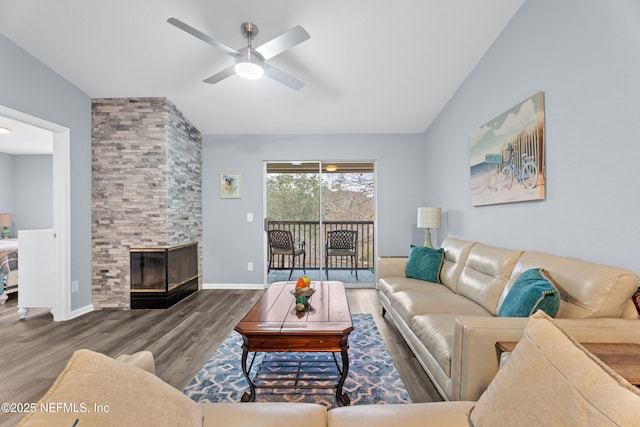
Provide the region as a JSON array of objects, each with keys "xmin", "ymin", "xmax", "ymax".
[{"xmin": 234, "ymin": 280, "xmax": 354, "ymax": 406}]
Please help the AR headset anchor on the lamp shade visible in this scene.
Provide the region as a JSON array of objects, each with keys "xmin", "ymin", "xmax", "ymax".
[
  {"xmin": 417, "ymin": 207, "xmax": 440, "ymax": 229},
  {"xmin": 0, "ymin": 214, "xmax": 12, "ymax": 227}
]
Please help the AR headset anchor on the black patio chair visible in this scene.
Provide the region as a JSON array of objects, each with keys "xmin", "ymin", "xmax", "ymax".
[
  {"xmin": 325, "ymin": 230, "xmax": 358, "ymax": 280},
  {"xmin": 268, "ymin": 230, "xmax": 306, "ymax": 280}
]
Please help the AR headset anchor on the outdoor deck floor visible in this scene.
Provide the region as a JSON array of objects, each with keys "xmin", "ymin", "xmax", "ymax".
[{"xmin": 267, "ymin": 268, "xmax": 374, "ymax": 285}]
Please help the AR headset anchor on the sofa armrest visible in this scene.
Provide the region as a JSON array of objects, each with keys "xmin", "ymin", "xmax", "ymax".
[
  {"xmin": 450, "ymin": 315, "xmax": 640, "ymax": 401},
  {"xmin": 450, "ymin": 316, "xmax": 528, "ymax": 401},
  {"xmin": 552, "ymin": 317, "xmax": 640, "ymax": 341},
  {"xmin": 378, "ymin": 257, "xmax": 408, "ymax": 279},
  {"xmin": 115, "ymin": 350, "xmax": 156, "ymax": 375}
]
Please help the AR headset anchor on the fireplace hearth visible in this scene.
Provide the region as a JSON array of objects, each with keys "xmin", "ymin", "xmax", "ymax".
[{"xmin": 130, "ymin": 243, "xmax": 198, "ymax": 309}]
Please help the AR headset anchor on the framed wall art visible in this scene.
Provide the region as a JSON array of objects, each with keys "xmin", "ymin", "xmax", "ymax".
[
  {"xmin": 469, "ymin": 91, "xmax": 545, "ymax": 206},
  {"xmin": 220, "ymin": 172, "xmax": 241, "ymax": 199}
]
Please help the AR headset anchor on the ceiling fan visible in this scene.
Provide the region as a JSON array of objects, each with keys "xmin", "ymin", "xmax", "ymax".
[{"xmin": 167, "ymin": 17, "xmax": 310, "ymax": 90}]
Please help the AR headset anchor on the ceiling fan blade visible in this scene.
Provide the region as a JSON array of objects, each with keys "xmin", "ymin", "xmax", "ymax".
[
  {"xmin": 203, "ymin": 66, "xmax": 236, "ymax": 85},
  {"xmin": 167, "ymin": 17, "xmax": 239, "ymax": 57},
  {"xmin": 263, "ymin": 63, "xmax": 305, "ymax": 90},
  {"xmin": 255, "ymin": 25, "xmax": 310, "ymax": 60}
]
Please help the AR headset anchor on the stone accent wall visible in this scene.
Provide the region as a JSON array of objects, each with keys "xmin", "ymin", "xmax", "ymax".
[
  {"xmin": 167, "ymin": 101, "xmax": 202, "ymax": 245},
  {"xmin": 92, "ymin": 98, "xmax": 202, "ymax": 309}
]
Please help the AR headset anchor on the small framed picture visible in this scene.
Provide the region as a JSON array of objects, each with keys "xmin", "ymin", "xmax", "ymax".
[{"xmin": 220, "ymin": 173, "xmax": 241, "ymax": 198}]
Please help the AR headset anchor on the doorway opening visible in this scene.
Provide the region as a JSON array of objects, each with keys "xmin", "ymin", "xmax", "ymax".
[
  {"xmin": 0, "ymin": 105, "xmax": 71, "ymax": 321},
  {"xmin": 264, "ymin": 161, "xmax": 375, "ymax": 287}
]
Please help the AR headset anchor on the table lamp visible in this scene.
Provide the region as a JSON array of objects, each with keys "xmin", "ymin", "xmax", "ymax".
[
  {"xmin": 417, "ymin": 207, "xmax": 440, "ymax": 248},
  {"xmin": 0, "ymin": 214, "xmax": 12, "ymax": 239}
]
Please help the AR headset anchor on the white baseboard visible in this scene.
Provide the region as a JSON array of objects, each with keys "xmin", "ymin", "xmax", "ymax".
[
  {"xmin": 203, "ymin": 283, "xmax": 265, "ymax": 290},
  {"xmin": 69, "ymin": 304, "xmax": 94, "ymax": 319}
]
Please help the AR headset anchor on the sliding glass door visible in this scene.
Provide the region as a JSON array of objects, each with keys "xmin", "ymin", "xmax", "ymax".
[{"xmin": 265, "ymin": 161, "xmax": 375, "ymax": 285}]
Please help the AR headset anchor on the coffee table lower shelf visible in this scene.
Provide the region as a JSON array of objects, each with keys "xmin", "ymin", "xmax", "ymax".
[{"xmin": 240, "ymin": 350, "xmax": 350, "ymax": 406}]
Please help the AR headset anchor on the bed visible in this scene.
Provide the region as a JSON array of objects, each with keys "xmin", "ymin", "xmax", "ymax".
[{"xmin": 0, "ymin": 239, "xmax": 18, "ymax": 304}]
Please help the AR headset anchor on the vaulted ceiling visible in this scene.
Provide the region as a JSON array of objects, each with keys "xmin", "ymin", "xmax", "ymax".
[{"xmin": 0, "ymin": 0, "xmax": 525, "ymax": 135}]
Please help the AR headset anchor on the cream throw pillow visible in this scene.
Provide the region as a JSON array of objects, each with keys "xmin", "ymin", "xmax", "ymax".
[
  {"xmin": 469, "ymin": 311, "xmax": 640, "ymax": 426},
  {"xmin": 18, "ymin": 349, "xmax": 203, "ymax": 427}
]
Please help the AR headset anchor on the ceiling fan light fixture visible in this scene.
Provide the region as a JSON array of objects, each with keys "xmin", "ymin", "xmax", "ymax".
[
  {"xmin": 235, "ymin": 61, "xmax": 263, "ymax": 80},
  {"xmin": 167, "ymin": 18, "xmax": 308, "ymax": 89},
  {"xmin": 0, "ymin": 126, "xmax": 11, "ymax": 134},
  {"xmin": 234, "ymin": 22, "xmax": 264, "ymax": 80}
]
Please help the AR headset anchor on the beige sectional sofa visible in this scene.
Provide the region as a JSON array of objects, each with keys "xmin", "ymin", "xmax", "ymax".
[
  {"xmin": 377, "ymin": 237, "xmax": 640, "ymax": 401},
  {"xmin": 18, "ymin": 312, "xmax": 640, "ymax": 426}
]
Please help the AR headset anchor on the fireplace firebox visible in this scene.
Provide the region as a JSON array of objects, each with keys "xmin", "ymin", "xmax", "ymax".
[{"xmin": 130, "ymin": 243, "xmax": 198, "ymax": 309}]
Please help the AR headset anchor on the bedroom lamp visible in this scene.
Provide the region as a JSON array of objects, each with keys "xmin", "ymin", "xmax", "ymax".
[
  {"xmin": 0, "ymin": 214, "xmax": 12, "ymax": 239},
  {"xmin": 417, "ymin": 207, "xmax": 440, "ymax": 248}
]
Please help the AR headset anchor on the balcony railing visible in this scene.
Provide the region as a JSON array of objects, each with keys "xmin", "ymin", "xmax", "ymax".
[{"xmin": 267, "ymin": 220, "xmax": 374, "ymax": 271}]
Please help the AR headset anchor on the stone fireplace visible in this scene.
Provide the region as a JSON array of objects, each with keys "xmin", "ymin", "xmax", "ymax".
[{"xmin": 92, "ymin": 97, "xmax": 202, "ymax": 309}]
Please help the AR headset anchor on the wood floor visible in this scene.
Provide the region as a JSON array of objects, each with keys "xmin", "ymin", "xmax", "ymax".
[{"xmin": 0, "ymin": 289, "xmax": 441, "ymax": 426}]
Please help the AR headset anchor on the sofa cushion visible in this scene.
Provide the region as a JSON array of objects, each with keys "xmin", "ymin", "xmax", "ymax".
[
  {"xmin": 498, "ymin": 268, "xmax": 560, "ymax": 317},
  {"xmin": 468, "ymin": 312, "xmax": 640, "ymax": 426},
  {"xmin": 390, "ymin": 291, "xmax": 491, "ymax": 326},
  {"xmin": 456, "ymin": 243, "xmax": 523, "ymax": 315},
  {"xmin": 18, "ymin": 349, "xmax": 203, "ymax": 427},
  {"xmin": 378, "ymin": 276, "xmax": 454, "ymax": 300},
  {"xmin": 200, "ymin": 402, "xmax": 326, "ymax": 427},
  {"xmin": 439, "ymin": 238, "xmax": 476, "ymax": 292},
  {"xmin": 507, "ymin": 251, "xmax": 639, "ymax": 319},
  {"xmin": 411, "ymin": 314, "xmax": 458, "ymax": 376},
  {"xmin": 405, "ymin": 245, "xmax": 444, "ymax": 283},
  {"xmin": 328, "ymin": 401, "xmax": 474, "ymax": 427}
]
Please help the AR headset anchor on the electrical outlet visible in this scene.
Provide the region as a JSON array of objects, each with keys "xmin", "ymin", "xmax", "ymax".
[
  {"xmin": 72, "ymin": 280, "xmax": 79, "ymax": 292},
  {"xmin": 247, "ymin": 262, "xmax": 253, "ymax": 271}
]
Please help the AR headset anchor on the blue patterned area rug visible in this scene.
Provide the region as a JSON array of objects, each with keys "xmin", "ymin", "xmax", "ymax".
[{"xmin": 184, "ymin": 313, "xmax": 411, "ymax": 407}]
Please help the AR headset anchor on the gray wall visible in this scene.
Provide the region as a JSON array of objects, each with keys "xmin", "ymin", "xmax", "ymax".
[
  {"xmin": 0, "ymin": 34, "xmax": 92, "ymax": 310},
  {"xmin": 203, "ymin": 134, "xmax": 427, "ymax": 285},
  {"xmin": 0, "ymin": 154, "xmax": 53, "ymax": 236},
  {"xmin": 0, "ymin": 153, "xmax": 14, "ymax": 215},
  {"xmin": 424, "ymin": 0, "xmax": 640, "ymax": 273},
  {"xmin": 13, "ymin": 155, "xmax": 53, "ymax": 231}
]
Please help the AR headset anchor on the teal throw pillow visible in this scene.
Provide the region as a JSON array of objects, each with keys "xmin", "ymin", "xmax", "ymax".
[
  {"xmin": 405, "ymin": 245, "xmax": 444, "ymax": 283},
  {"xmin": 498, "ymin": 268, "xmax": 560, "ymax": 317}
]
